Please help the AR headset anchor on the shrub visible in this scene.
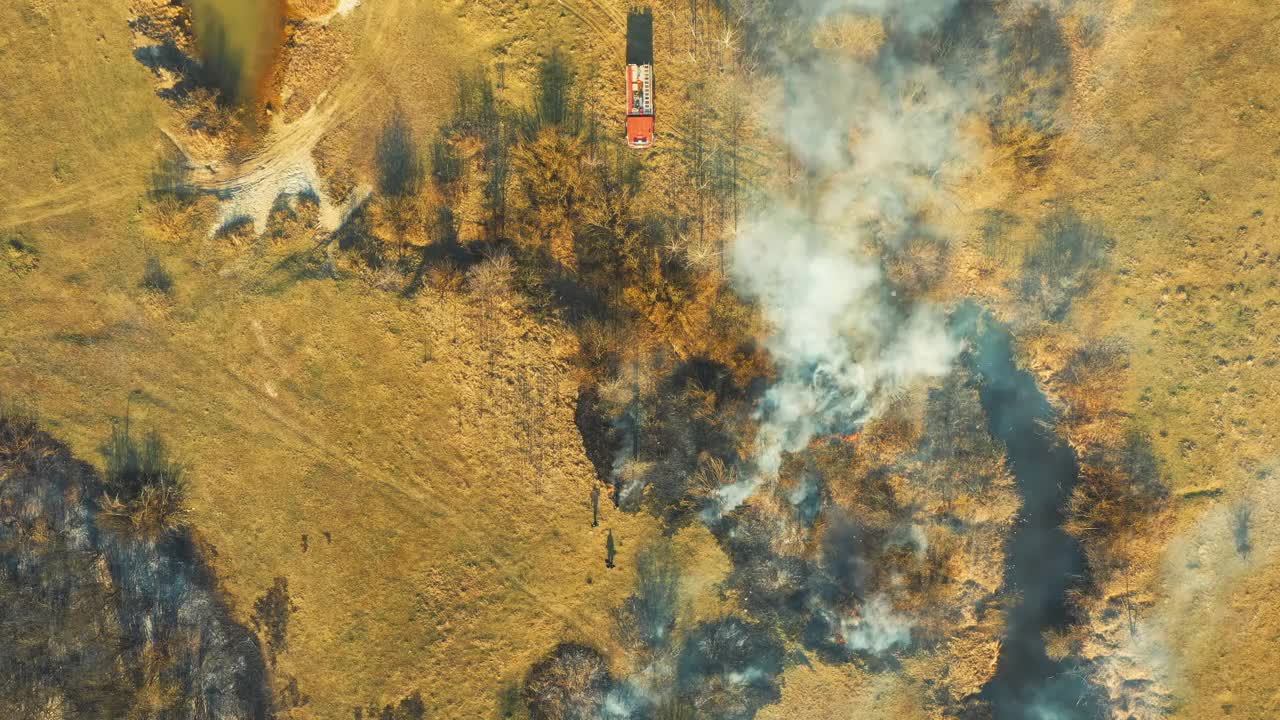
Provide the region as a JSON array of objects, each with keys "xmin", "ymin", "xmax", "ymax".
[
  {"xmin": 141, "ymin": 256, "xmax": 175, "ymax": 294},
  {"xmin": 524, "ymin": 643, "xmax": 614, "ymax": 720}
]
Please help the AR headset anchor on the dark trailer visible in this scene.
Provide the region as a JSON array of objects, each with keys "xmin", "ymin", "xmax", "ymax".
[{"xmin": 625, "ymin": 10, "xmax": 655, "ymax": 148}]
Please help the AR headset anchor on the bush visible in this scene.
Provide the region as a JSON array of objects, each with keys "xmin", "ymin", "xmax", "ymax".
[
  {"xmin": 452, "ymin": 69, "xmax": 502, "ymax": 143},
  {"xmin": 1020, "ymin": 210, "xmax": 1111, "ymax": 319},
  {"xmin": 141, "ymin": 256, "xmax": 175, "ymax": 294},
  {"xmin": 0, "ymin": 399, "xmax": 39, "ymax": 465},
  {"xmin": 148, "ymin": 149, "xmax": 192, "ymax": 201},
  {"xmin": 1068, "ymin": 430, "xmax": 1168, "ymax": 548},
  {"xmin": 524, "ymin": 643, "xmax": 614, "ymax": 720},
  {"xmin": 528, "ymin": 49, "xmax": 582, "ymax": 135},
  {"xmin": 1025, "ymin": 211, "xmax": 1110, "ymax": 279},
  {"xmin": 357, "ymin": 691, "xmax": 427, "ymax": 720},
  {"xmin": 0, "ymin": 410, "xmax": 270, "ymax": 719},
  {"xmin": 467, "ymin": 254, "xmax": 516, "ymax": 303},
  {"xmin": 99, "ymin": 421, "xmax": 187, "ymax": 539},
  {"xmin": 98, "ymin": 481, "xmax": 187, "ymax": 540},
  {"xmin": 102, "ymin": 422, "xmax": 184, "ymax": 502},
  {"xmin": 989, "ymin": 5, "xmax": 1072, "ymax": 170},
  {"xmin": 431, "ymin": 138, "xmax": 464, "ymax": 189}
]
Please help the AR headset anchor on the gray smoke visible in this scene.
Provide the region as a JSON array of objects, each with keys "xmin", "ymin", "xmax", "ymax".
[{"xmin": 718, "ymin": 2, "xmax": 969, "ymax": 514}]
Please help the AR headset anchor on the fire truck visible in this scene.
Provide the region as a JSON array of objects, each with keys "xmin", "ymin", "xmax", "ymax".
[
  {"xmin": 625, "ymin": 63, "xmax": 655, "ymax": 148},
  {"xmin": 625, "ymin": 11, "xmax": 654, "ymax": 148}
]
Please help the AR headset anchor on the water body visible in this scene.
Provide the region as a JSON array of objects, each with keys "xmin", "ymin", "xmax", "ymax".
[
  {"xmin": 954, "ymin": 303, "xmax": 1104, "ymax": 719},
  {"xmin": 187, "ymin": 0, "xmax": 286, "ymax": 103}
]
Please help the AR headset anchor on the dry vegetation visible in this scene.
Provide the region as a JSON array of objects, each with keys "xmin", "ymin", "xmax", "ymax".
[{"xmin": 4, "ymin": 0, "xmax": 1280, "ymax": 718}]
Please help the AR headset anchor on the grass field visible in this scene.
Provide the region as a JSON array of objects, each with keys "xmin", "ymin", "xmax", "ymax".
[{"xmin": 0, "ymin": 0, "xmax": 735, "ymax": 716}]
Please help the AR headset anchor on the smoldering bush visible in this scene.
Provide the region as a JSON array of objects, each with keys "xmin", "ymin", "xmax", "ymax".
[
  {"xmin": 355, "ymin": 690, "xmax": 427, "ymax": 720},
  {"xmin": 676, "ymin": 617, "xmax": 787, "ymax": 720},
  {"xmin": 715, "ymin": 505, "xmax": 810, "ymax": 629},
  {"xmin": 1233, "ymin": 502, "xmax": 1253, "ymax": 558},
  {"xmin": 603, "ymin": 355, "xmax": 744, "ymax": 526},
  {"xmin": 815, "ymin": 514, "xmax": 875, "ymax": 606},
  {"xmin": 251, "ymin": 577, "xmax": 295, "ymax": 665}
]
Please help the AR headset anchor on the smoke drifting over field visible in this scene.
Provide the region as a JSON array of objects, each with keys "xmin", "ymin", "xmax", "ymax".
[{"xmin": 722, "ymin": 0, "xmax": 970, "ymax": 513}]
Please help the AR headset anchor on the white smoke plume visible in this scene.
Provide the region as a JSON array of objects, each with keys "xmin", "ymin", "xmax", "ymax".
[
  {"xmin": 716, "ymin": 2, "xmax": 971, "ymax": 515},
  {"xmin": 836, "ymin": 0, "xmax": 964, "ymax": 33},
  {"xmin": 840, "ymin": 594, "xmax": 914, "ymax": 653}
]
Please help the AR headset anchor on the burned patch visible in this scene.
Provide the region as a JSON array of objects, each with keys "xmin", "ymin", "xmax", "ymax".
[
  {"xmin": 0, "ymin": 409, "xmax": 271, "ymax": 719},
  {"xmin": 676, "ymin": 617, "xmax": 787, "ymax": 720}
]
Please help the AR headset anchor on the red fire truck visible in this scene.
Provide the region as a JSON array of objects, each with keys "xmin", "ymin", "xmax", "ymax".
[{"xmin": 626, "ymin": 62, "xmax": 655, "ymax": 149}]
